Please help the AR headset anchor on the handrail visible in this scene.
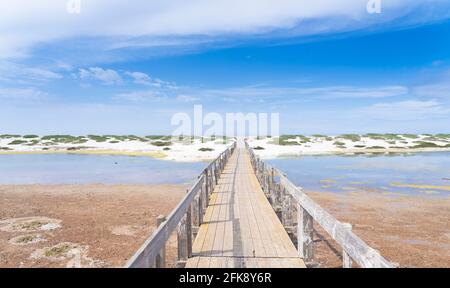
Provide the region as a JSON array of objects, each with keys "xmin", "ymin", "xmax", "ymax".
[
  {"xmin": 126, "ymin": 140, "xmax": 237, "ymax": 268},
  {"xmin": 245, "ymin": 141, "xmax": 394, "ymax": 268}
]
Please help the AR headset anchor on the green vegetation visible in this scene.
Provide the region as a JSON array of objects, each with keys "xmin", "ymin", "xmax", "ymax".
[
  {"xmin": 364, "ymin": 133, "xmax": 403, "ymax": 140},
  {"xmin": 163, "ymin": 147, "xmax": 171, "ymax": 151},
  {"xmin": 434, "ymin": 134, "xmax": 450, "ymax": 139},
  {"xmin": 411, "ymin": 141, "xmax": 441, "ymax": 148},
  {"xmin": 339, "ymin": 134, "xmax": 361, "ymax": 142},
  {"xmin": 270, "ymin": 135, "xmax": 304, "ymax": 146},
  {"xmin": 367, "ymin": 146, "xmax": 386, "ymax": 149},
  {"xmin": 26, "ymin": 140, "xmax": 40, "ymax": 146},
  {"xmin": 44, "ymin": 244, "xmax": 72, "ymax": 257},
  {"xmin": 0, "ymin": 147, "xmax": 12, "ymax": 150},
  {"xmin": 151, "ymin": 141, "xmax": 172, "ymax": 147},
  {"xmin": 354, "ymin": 145, "xmax": 366, "ymax": 148},
  {"xmin": 19, "ymin": 221, "xmax": 44, "ymax": 230},
  {"xmin": 216, "ymin": 138, "xmax": 231, "ymax": 144},
  {"xmin": 401, "ymin": 134, "xmax": 419, "ymax": 139},
  {"xmin": 125, "ymin": 135, "xmax": 148, "ymax": 142},
  {"xmin": 312, "ymin": 134, "xmax": 333, "ymax": 141},
  {"xmin": 16, "ymin": 235, "xmax": 36, "ymax": 244},
  {"xmin": 297, "ymin": 135, "xmax": 311, "ymax": 143},
  {"xmin": 8, "ymin": 140, "xmax": 27, "ymax": 145},
  {"xmin": 23, "ymin": 135, "xmax": 39, "ymax": 139},
  {"xmin": 253, "ymin": 146, "xmax": 265, "ymax": 150},
  {"xmin": 42, "ymin": 135, "xmax": 82, "ymax": 143},
  {"xmin": 145, "ymin": 135, "xmax": 165, "ymax": 140},
  {"xmin": 198, "ymin": 148, "xmax": 214, "ymax": 152},
  {"xmin": 0, "ymin": 134, "xmax": 20, "ymax": 139},
  {"xmin": 334, "ymin": 141, "xmax": 346, "ymax": 147},
  {"xmin": 87, "ymin": 135, "xmax": 109, "ymax": 142},
  {"xmin": 66, "ymin": 146, "xmax": 90, "ymax": 151},
  {"xmin": 109, "ymin": 140, "xmax": 120, "ymax": 144}
]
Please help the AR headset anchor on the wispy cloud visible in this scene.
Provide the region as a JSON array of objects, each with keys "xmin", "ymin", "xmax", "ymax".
[
  {"xmin": 412, "ymin": 69, "xmax": 450, "ymax": 99},
  {"xmin": 1, "ymin": 0, "xmax": 449, "ymax": 60},
  {"xmin": 363, "ymin": 99, "xmax": 449, "ymax": 120},
  {"xmin": 125, "ymin": 71, "xmax": 152, "ymax": 85},
  {"xmin": 0, "ymin": 88, "xmax": 47, "ymax": 101},
  {"xmin": 176, "ymin": 95, "xmax": 200, "ymax": 102},
  {"xmin": 0, "ymin": 61, "xmax": 63, "ymax": 83},
  {"xmin": 186, "ymin": 85, "xmax": 409, "ymax": 103},
  {"xmin": 125, "ymin": 71, "xmax": 178, "ymax": 89},
  {"xmin": 78, "ymin": 67, "xmax": 123, "ymax": 85},
  {"xmin": 413, "ymin": 83, "xmax": 450, "ymax": 99},
  {"xmin": 114, "ymin": 90, "xmax": 168, "ymax": 102}
]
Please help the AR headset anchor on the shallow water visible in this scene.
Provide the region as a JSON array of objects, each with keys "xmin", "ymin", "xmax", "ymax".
[
  {"xmin": 267, "ymin": 152, "xmax": 450, "ymax": 197},
  {"xmin": 0, "ymin": 154, "xmax": 206, "ymax": 185}
]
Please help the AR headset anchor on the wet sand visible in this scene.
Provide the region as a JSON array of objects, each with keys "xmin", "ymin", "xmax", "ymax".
[
  {"xmin": 307, "ymin": 191, "xmax": 450, "ymax": 268},
  {"xmin": 0, "ymin": 185, "xmax": 449, "ymax": 268},
  {"xmin": 0, "ymin": 184, "xmax": 186, "ymax": 268}
]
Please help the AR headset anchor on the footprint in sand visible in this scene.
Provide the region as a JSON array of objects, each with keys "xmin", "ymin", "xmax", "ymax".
[{"xmin": 0, "ymin": 217, "xmax": 62, "ymax": 233}]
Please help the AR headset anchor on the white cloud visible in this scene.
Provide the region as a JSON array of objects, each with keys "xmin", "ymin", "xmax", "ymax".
[
  {"xmin": 176, "ymin": 95, "xmax": 200, "ymax": 102},
  {"xmin": 124, "ymin": 71, "xmax": 178, "ymax": 89},
  {"xmin": 125, "ymin": 71, "xmax": 152, "ymax": 85},
  {"xmin": 364, "ymin": 99, "xmax": 449, "ymax": 120},
  {"xmin": 0, "ymin": 88, "xmax": 47, "ymax": 101},
  {"xmin": 114, "ymin": 90, "xmax": 168, "ymax": 102},
  {"xmin": 413, "ymin": 83, "xmax": 450, "ymax": 99},
  {"xmin": 78, "ymin": 67, "xmax": 123, "ymax": 85},
  {"xmin": 1, "ymin": 0, "xmax": 448, "ymax": 59},
  {"xmin": 193, "ymin": 85, "xmax": 408, "ymax": 102},
  {"xmin": 0, "ymin": 61, "xmax": 63, "ymax": 83}
]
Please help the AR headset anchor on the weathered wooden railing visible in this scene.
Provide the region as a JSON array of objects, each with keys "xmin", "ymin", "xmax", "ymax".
[
  {"xmin": 125, "ymin": 141, "xmax": 237, "ymax": 268},
  {"xmin": 245, "ymin": 141, "xmax": 394, "ymax": 268}
]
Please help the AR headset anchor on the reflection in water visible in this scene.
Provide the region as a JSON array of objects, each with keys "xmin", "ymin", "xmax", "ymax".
[
  {"xmin": 0, "ymin": 154, "xmax": 206, "ymax": 185},
  {"xmin": 267, "ymin": 152, "xmax": 450, "ymax": 197}
]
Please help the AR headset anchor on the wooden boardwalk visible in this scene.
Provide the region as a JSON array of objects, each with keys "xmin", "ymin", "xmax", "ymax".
[
  {"xmin": 126, "ymin": 138, "xmax": 393, "ymax": 269},
  {"xmin": 186, "ymin": 140, "xmax": 306, "ymax": 268}
]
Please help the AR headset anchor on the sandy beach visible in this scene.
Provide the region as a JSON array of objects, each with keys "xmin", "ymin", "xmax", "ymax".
[
  {"xmin": 0, "ymin": 184, "xmax": 186, "ymax": 268},
  {"xmin": 1, "ymin": 184, "xmax": 448, "ymax": 268},
  {"xmin": 309, "ymin": 191, "xmax": 450, "ymax": 268}
]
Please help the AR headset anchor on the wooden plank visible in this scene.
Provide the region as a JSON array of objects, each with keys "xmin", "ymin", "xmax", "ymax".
[
  {"xmin": 126, "ymin": 141, "xmax": 236, "ymax": 268},
  {"xmin": 221, "ymin": 169, "xmax": 234, "ymax": 257},
  {"xmin": 186, "ymin": 143, "xmax": 305, "ymax": 268}
]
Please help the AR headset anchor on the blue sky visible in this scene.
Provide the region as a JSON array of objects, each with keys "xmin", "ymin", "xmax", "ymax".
[{"xmin": 1, "ymin": 0, "xmax": 450, "ymax": 135}]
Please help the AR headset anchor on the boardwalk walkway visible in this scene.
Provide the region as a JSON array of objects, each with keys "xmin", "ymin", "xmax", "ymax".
[
  {"xmin": 186, "ymin": 140, "xmax": 305, "ymax": 268},
  {"xmin": 126, "ymin": 138, "xmax": 393, "ymax": 269}
]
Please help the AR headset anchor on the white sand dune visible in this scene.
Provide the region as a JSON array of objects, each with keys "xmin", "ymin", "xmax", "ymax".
[{"xmin": 1, "ymin": 134, "xmax": 449, "ymax": 162}]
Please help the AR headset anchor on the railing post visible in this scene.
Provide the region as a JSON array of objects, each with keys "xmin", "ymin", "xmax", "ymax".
[
  {"xmin": 297, "ymin": 203, "xmax": 314, "ymax": 263},
  {"xmin": 154, "ymin": 215, "xmax": 166, "ymax": 268},
  {"xmin": 343, "ymin": 223, "xmax": 353, "ymax": 268},
  {"xmin": 204, "ymin": 169, "xmax": 210, "ymax": 203},
  {"xmin": 177, "ymin": 191, "xmax": 193, "ymax": 268},
  {"xmin": 192, "ymin": 195, "xmax": 200, "ymax": 238}
]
